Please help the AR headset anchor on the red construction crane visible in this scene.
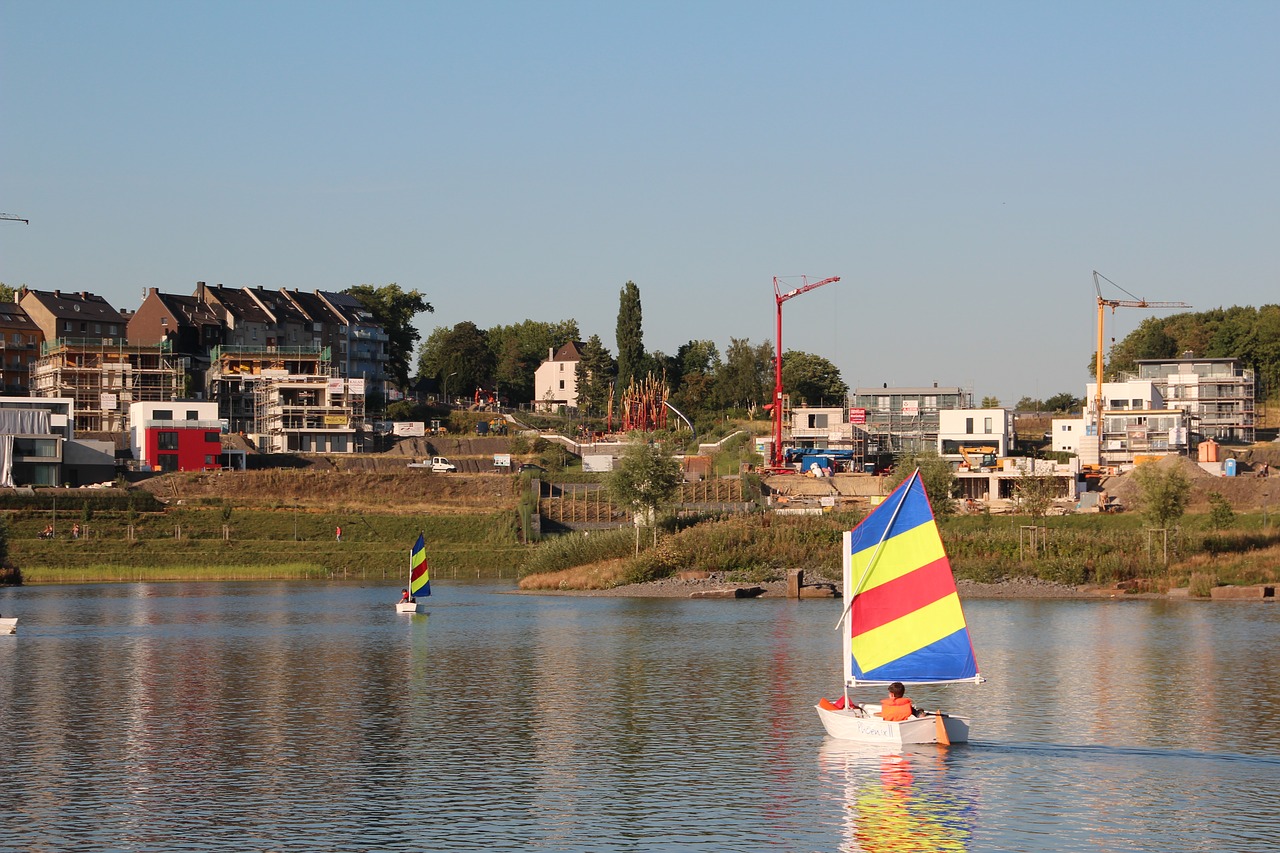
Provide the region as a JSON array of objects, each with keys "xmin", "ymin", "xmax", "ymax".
[
  {"xmin": 769, "ymin": 275, "xmax": 840, "ymax": 468},
  {"xmin": 1091, "ymin": 270, "xmax": 1190, "ymax": 440}
]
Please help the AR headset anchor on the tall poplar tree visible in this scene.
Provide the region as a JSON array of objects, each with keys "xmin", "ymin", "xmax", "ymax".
[{"xmin": 615, "ymin": 281, "xmax": 644, "ymax": 391}]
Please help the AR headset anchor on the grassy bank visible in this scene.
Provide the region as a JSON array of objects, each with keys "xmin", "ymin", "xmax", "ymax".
[
  {"xmin": 517, "ymin": 510, "xmax": 1280, "ymax": 595},
  {"xmin": 6, "ymin": 505, "xmax": 527, "ymax": 583}
]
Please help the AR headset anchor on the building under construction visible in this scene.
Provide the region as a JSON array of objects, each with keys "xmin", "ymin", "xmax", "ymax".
[
  {"xmin": 30, "ymin": 338, "xmax": 186, "ymax": 433},
  {"xmin": 208, "ymin": 344, "xmax": 364, "ymax": 452}
]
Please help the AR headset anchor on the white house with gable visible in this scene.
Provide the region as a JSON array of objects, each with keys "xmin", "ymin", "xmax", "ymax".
[{"xmin": 533, "ymin": 341, "xmax": 583, "ymax": 412}]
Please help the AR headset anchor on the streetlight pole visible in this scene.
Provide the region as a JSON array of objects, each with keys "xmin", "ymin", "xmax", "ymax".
[{"xmin": 444, "ymin": 371, "xmax": 457, "ymax": 406}]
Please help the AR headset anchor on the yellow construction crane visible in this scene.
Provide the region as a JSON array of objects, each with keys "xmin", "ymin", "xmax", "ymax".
[{"xmin": 1092, "ymin": 270, "xmax": 1191, "ymax": 433}]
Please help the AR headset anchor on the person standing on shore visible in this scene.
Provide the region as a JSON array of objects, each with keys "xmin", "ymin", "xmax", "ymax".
[{"xmin": 335, "ymin": 525, "xmax": 342, "ymax": 542}]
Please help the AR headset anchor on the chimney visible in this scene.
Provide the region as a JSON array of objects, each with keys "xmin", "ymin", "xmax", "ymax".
[
  {"xmin": 149, "ymin": 287, "xmax": 159, "ymax": 297},
  {"xmin": 54, "ymin": 289, "xmax": 61, "ymax": 298},
  {"xmin": 196, "ymin": 281, "xmax": 207, "ymax": 300}
]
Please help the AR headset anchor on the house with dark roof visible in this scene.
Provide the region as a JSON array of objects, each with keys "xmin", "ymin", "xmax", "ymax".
[
  {"xmin": 317, "ymin": 290, "xmax": 390, "ymax": 392},
  {"xmin": 0, "ymin": 298, "xmax": 44, "ymax": 394},
  {"xmin": 19, "ymin": 288, "xmax": 128, "ymax": 345},
  {"xmin": 198, "ymin": 282, "xmax": 277, "ymax": 348},
  {"xmin": 244, "ymin": 285, "xmax": 316, "ymax": 351},
  {"xmin": 128, "ymin": 286, "xmax": 224, "ymax": 353}
]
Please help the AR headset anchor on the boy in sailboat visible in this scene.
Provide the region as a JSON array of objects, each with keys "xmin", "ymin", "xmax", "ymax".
[
  {"xmin": 400, "ymin": 588, "xmax": 413, "ymax": 604},
  {"xmin": 877, "ymin": 682, "xmax": 920, "ymax": 721}
]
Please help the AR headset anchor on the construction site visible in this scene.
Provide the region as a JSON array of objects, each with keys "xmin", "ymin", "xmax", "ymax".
[{"xmin": 31, "ymin": 339, "xmax": 185, "ymax": 433}]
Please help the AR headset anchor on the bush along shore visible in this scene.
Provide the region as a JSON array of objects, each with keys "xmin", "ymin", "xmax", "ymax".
[{"xmin": 516, "ymin": 511, "xmax": 1280, "ymax": 598}]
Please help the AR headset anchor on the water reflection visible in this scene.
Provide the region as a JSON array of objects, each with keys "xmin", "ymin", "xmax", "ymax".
[{"xmin": 819, "ymin": 740, "xmax": 975, "ymax": 853}]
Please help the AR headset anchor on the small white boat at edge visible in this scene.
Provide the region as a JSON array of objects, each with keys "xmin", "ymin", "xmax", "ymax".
[{"xmin": 0, "ymin": 616, "xmax": 16, "ymax": 635}]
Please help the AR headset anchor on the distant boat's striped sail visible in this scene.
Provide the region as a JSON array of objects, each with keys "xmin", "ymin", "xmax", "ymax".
[
  {"xmin": 843, "ymin": 471, "xmax": 978, "ymax": 685},
  {"xmin": 410, "ymin": 533, "xmax": 431, "ymax": 598}
]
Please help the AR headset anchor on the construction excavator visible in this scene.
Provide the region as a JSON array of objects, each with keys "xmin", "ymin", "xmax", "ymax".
[{"xmin": 959, "ymin": 446, "xmax": 998, "ymax": 471}]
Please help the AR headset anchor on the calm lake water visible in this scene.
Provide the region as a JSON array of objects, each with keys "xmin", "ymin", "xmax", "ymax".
[{"xmin": 1, "ymin": 581, "xmax": 1277, "ymax": 852}]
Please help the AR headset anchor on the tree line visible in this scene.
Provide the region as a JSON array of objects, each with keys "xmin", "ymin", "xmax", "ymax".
[{"xmin": 412, "ymin": 281, "xmax": 849, "ymax": 428}]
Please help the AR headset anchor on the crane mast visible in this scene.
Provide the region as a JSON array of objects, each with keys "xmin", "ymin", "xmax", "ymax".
[{"xmin": 770, "ymin": 275, "xmax": 840, "ymax": 468}]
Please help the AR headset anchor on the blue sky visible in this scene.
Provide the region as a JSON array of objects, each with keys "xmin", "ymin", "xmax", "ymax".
[{"xmin": 3, "ymin": 2, "xmax": 1277, "ymax": 405}]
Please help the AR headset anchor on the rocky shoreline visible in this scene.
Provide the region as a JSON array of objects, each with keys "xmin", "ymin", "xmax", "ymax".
[{"xmin": 518, "ymin": 573, "xmax": 1149, "ymax": 599}]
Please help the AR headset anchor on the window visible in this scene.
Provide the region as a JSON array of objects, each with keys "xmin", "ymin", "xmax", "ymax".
[
  {"xmin": 808, "ymin": 414, "xmax": 828, "ymax": 429},
  {"xmin": 1132, "ymin": 398, "xmax": 1142, "ymax": 408},
  {"xmin": 154, "ymin": 409, "xmax": 173, "ymax": 420},
  {"xmin": 186, "ymin": 410, "xmax": 199, "ymax": 421},
  {"xmin": 157, "ymin": 431, "xmax": 179, "ymax": 450},
  {"xmin": 877, "ymin": 396, "xmax": 890, "ymax": 411},
  {"xmin": 984, "ymin": 417, "xmax": 993, "ymax": 433},
  {"xmin": 13, "ymin": 438, "xmax": 58, "ymax": 457},
  {"xmin": 206, "ymin": 455, "xmax": 219, "ymax": 466},
  {"xmin": 206, "ymin": 432, "xmax": 220, "ymax": 443},
  {"xmin": 965, "ymin": 418, "xmax": 974, "ymax": 434},
  {"xmin": 559, "ymin": 380, "xmax": 565, "ymax": 390},
  {"xmin": 157, "ymin": 453, "xmax": 179, "ymax": 472}
]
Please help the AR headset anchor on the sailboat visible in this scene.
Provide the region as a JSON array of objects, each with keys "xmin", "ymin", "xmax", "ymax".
[
  {"xmin": 0, "ymin": 614, "xmax": 15, "ymax": 635},
  {"xmin": 395, "ymin": 533, "xmax": 431, "ymax": 613},
  {"xmin": 816, "ymin": 469, "xmax": 982, "ymax": 745}
]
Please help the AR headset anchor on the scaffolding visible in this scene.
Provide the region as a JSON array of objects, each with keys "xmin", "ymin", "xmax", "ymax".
[
  {"xmin": 206, "ymin": 345, "xmax": 331, "ymax": 434},
  {"xmin": 253, "ymin": 374, "xmax": 364, "ymax": 453},
  {"xmin": 32, "ymin": 338, "xmax": 185, "ymax": 432}
]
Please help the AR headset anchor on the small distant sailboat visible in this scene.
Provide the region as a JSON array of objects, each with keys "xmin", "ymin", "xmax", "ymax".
[
  {"xmin": 395, "ymin": 533, "xmax": 431, "ymax": 613},
  {"xmin": 816, "ymin": 469, "xmax": 982, "ymax": 745},
  {"xmin": 0, "ymin": 614, "xmax": 15, "ymax": 635}
]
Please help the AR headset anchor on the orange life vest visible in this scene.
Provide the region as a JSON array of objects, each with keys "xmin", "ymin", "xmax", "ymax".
[{"xmin": 878, "ymin": 695, "xmax": 914, "ymax": 722}]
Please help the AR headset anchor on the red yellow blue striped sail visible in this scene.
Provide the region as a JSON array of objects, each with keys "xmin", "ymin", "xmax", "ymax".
[
  {"xmin": 410, "ymin": 533, "xmax": 431, "ymax": 598},
  {"xmin": 842, "ymin": 471, "xmax": 979, "ymax": 685}
]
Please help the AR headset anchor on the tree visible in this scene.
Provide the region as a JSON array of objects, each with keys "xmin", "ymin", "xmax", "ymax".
[
  {"xmin": 606, "ymin": 436, "xmax": 684, "ymax": 553},
  {"xmin": 417, "ymin": 322, "xmax": 495, "ymax": 402},
  {"xmin": 1042, "ymin": 392, "xmax": 1082, "ymax": 413},
  {"xmin": 714, "ymin": 338, "xmax": 773, "ymax": 412},
  {"xmin": 780, "ymin": 350, "xmax": 848, "ymax": 406},
  {"xmin": 615, "ymin": 281, "xmax": 644, "ymax": 391},
  {"xmin": 486, "ymin": 319, "xmax": 581, "ymax": 405},
  {"xmin": 0, "ymin": 283, "xmax": 16, "ymax": 304},
  {"xmin": 345, "ymin": 283, "xmax": 433, "ymax": 389},
  {"xmin": 1013, "ymin": 471, "xmax": 1058, "ymax": 519},
  {"xmin": 1133, "ymin": 462, "xmax": 1191, "ymax": 529},
  {"xmin": 1206, "ymin": 491, "xmax": 1235, "ymax": 530},
  {"xmin": 887, "ymin": 450, "xmax": 956, "ymax": 515},
  {"xmin": 980, "ymin": 396, "xmax": 1001, "ymax": 408},
  {"xmin": 574, "ymin": 334, "xmax": 616, "ymax": 419}
]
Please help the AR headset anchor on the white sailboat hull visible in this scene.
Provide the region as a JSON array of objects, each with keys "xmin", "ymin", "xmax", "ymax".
[
  {"xmin": 395, "ymin": 601, "xmax": 421, "ymax": 613},
  {"xmin": 816, "ymin": 702, "xmax": 970, "ymax": 745},
  {"xmin": 0, "ymin": 617, "xmax": 16, "ymax": 635}
]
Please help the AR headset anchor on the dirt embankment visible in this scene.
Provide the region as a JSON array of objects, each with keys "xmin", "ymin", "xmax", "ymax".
[
  {"xmin": 1102, "ymin": 448, "xmax": 1280, "ymax": 512},
  {"xmin": 134, "ymin": 436, "xmax": 531, "ymax": 513}
]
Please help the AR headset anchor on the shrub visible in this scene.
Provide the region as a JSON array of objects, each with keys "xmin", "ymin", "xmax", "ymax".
[{"xmin": 1188, "ymin": 571, "xmax": 1216, "ymax": 598}]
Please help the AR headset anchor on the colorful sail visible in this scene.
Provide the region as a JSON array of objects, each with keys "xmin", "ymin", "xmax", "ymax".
[
  {"xmin": 410, "ymin": 533, "xmax": 431, "ymax": 598},
  {"xmin": 843, "ymin": 471, "xmax": 978, "ymax": 685}
]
